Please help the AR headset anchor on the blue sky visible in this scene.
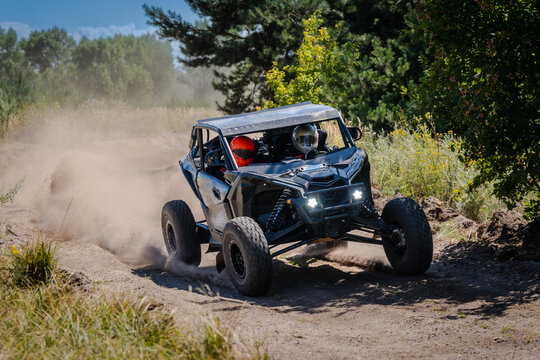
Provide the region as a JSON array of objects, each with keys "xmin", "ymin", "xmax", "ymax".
[{"xmin": 0, "ymin": 0, "xmax": 197, "ymax": 40}]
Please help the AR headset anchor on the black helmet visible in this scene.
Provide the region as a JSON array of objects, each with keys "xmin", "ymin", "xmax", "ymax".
[{"xmin": 292, "ymin": 124, "xmax": 319, "ymax": 154}]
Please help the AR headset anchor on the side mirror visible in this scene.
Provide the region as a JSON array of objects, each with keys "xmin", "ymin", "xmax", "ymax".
[{"xmin": 348, "ymin": 126, "xmax": 363, "ymax": 141}]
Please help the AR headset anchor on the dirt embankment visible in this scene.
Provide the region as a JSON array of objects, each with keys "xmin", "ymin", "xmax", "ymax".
[{"xmin": 1, "ymin": 107, "xmax": 539, "ymax": 359}]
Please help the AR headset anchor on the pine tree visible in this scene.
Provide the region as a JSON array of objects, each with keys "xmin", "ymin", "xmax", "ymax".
[{"xmin": 144, "ymin": 1, "xmax": 424, "ymax": 116}]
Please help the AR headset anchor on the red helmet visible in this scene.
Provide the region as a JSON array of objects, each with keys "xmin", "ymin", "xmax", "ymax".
[{"xmin": 230, "ymin": 135, "xmax": 255, "ymax": 167}]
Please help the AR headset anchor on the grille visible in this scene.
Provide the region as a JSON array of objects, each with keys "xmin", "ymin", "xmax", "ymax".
[{"xmin": 308, "ymin": 179, "xmax": 347, "ymax": 207}]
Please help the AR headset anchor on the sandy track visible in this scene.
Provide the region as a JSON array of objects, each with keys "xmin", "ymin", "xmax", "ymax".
[{"xmin": 1, "ymin": 113, "xmax": 539, "ymax": 359}]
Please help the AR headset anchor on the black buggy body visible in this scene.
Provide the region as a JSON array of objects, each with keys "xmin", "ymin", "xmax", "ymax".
[{"xmin": 161, "ymin": 102, "xmax": 433, "ymax": 296}]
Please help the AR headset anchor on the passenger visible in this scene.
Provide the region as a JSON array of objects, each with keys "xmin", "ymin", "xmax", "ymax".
[{"xmin": 230, "ymin": 135, "xmax": 256, "ymax": 167}]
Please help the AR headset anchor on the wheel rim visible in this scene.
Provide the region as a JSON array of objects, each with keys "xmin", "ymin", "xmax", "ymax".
[
  {"xmin": 166, "ymin": 220, "xmax": 177, "ymax": 253},
  {"xmin": 230, "ymin": 242, "xmax": 246, "ymax": 279},
  {"xmin": 390, "ymin": 227, "xmax": 406, "ymax": 253}
]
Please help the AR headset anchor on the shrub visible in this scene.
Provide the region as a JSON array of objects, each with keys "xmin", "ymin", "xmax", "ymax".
[
  {"xmin": 9, "ymin": 235, "xmax": 57, "ymax": 287},
  {"xmin": 0, "ymin": 77, "xmax": 34, "ymax": 135},
  {"xmin": 413, "ymin": 0, "xmax": 540, "ymax": 221},
  {"xmin": 263, "ymin": 11, "xmax": 426, "ymax": 130},
  {"xmin": 361, "ymin": 125, "xmax": 503, "ymax": 221}
]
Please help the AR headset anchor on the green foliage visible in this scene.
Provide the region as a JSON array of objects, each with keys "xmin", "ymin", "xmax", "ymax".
[
  {"xmin": 145, "ymin": 0, "xmax": 333, "ymax": 114},
  {"xmin": 264, "ymin": 10, "xmax": 426, "ymax": 130},
  {"xmin": 0, "ymin": 28, "xmax": 34, "ymax": 134},
  {"xmin": 362, "ymin": 126, "xmax": 502, "ymax": 221},
  {"xmin": 0, "ymin": 25, "xmax": 177, "ymax": 128},
  {"xmin": 21, "ymin": 27, "xmax": 75, "ymax": 73},
  {"xmin": 0, "ymin": 78, "xmax": 28, "ymax": 134},
  {"xmin": 332, "ymin": 33, "xmax": 420, "ymax": 130},
  {"xmin": 72, "ymin": 34, "xmax": 175, "ymax": 102},
  {"xmin": 414, "ymin": 0, "xmax": 540, "ymax": 220},
  {"xmin": 9, "ymin": 236, "xmax": 57, "ymax": 287},
  {"xmin": 0, "ymin": 28, "xmax": 30, "ymax": 82},
  {"xmin": 145, "ymin": 0, "xmax": 425, "ymax": 116},
  {"xmin": 264, "ymin": 13, "xmax": 339, "ymax": 108}
]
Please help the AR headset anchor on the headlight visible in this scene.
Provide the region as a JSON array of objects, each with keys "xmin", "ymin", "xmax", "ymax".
[
  {"xmin": 352, "ymin": 189, "xmax": 363, "ymax": 200},
  {"xmin": 307, "ymin": 197, "xmax": 318, "ymax": 208}
]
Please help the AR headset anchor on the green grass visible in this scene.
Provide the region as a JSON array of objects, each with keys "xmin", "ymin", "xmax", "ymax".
[
  {"xmin": 0, "ymin": 240, "xmax": 267, "ymax": 359},
  {"xmin": 9, "ymin": 235, "xmax": 56, "ymax": 287},
  {"xmin": 360, "ymin": 126, "xmax": 503, "ymax": 221},
  {"xmin": 436, "ymin": 223, "xmax": 468, "ymax": 243}
]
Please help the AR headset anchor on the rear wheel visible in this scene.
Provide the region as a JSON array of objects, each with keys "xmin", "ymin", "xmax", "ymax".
[
  {"xmin": 223, "ymin": 217, "xmax": 272, "ymax": 296},
  {"xmin": 161, "ymin": 200, "xmax": 201, "ymax": 266},
  {"xmin": 381, "ymin": 197, "xmax": 432, "ymax": 275}
]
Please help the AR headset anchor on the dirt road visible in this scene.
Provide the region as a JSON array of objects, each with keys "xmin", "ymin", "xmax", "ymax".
[{"xmin": 1, "ymin": 108, "xmax": 538, "ymax": 359}]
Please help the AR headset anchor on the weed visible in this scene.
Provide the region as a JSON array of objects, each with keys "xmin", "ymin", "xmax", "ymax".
[
  {"xmin": 9, "ymin": 234, "xmax": 57, "ymax": 287},
  {"xmin": 501, "ymin": 323, "xmax": 517, "ymax": 336},
  {"xmin": 0, "ymin": 177, "xmax": 24, "ymax": 204},
  {"xmin": 202, "ymin": 320, "xmax": 231, "ymax": 358},
  {"xmin": 480, "ymin": 322, "xmax": 489, "ymax": 329},
  {"xmin": 436, "ymin": 223, "xmax": 467, "ymax": 243}
]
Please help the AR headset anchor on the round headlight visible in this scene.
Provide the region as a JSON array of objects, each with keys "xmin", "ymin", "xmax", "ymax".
[
  {"xmin": 307, "ymin": 197, "xmax": 318, "ymax": 208},
  {"xmin": 352, "ymin": 189, "xmax": 363, "ymax": 200}
]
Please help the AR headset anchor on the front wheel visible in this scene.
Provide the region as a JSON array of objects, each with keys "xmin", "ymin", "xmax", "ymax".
[
  {"xmin": 223, "ymin": 217, "xmax": 273, "ymax": 296},
  {"xmin": 381, "ymin": 197, "xmax": 432, "ymax": 275}
]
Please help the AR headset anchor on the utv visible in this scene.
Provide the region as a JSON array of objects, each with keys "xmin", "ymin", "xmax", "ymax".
[{"xmin": 161, "ymin": 102, "xmax": 432, "ymax": 296}]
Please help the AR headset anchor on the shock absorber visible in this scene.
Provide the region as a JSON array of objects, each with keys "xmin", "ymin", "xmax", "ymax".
[{"xmin": 267, "ymin": 188, "xmax": 294, "ymax": 232}]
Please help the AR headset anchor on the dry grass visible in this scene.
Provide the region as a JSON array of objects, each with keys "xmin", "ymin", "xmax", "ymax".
[
  {"xmin": 359, "ymin": 126, "xmax": 504, "ymax": 221},
  {"xmin": 0, "ymin": 240, "xmax": 267, "ymax": 359},
  {"xmin": 8, "ymin": 99, "xmax": 222, "ymax": 140},
  {"xmin": 0, "ymin": 178, "xmax": 24, "ymax": 204}
]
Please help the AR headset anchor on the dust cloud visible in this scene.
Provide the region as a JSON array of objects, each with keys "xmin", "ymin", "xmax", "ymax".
[
  {"xmin": 0, "ymin": 103, "xmax": 211, "ymax": 269},
  {"xmin": 326, "ymin": 242, "xmax": 390, "ymax": 269},
  {"xmin": 137, "ymin": 244, "xmax": 229, "ymax": 287},
  {"xmin": 304, "ymin": 240, "xmax": 390, "ymax": 270}
]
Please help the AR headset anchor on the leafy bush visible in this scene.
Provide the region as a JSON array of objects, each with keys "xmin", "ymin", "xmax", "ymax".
[
  {"xmin": 413, "ymin": 0, "xmax": 540, "ymax": 220},
  {"xmin": 72, "ymin": 34, "xmax": 175, "ymax": 103},
  {"xmin": 362, "ymin": 126, "xmax": 503, "ymax": 221},
  {"xmin": 264, "ymin": 13, "xmax": 339, "ymax": 109},
  {"xmin": 264, "ymin": 11, "xmax": 425, "ymax": 130},
  {"xmin": 0, "ymin": 77, "xmax": 34, "ymax": 135}
]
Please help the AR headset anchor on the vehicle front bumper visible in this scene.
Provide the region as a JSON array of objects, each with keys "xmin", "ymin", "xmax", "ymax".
[{"xmin": 292, "ymin": 183, "xmax": 366, "ymax": 220}]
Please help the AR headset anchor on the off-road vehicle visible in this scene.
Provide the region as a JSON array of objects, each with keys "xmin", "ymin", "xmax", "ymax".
[{"xmin": 161, "ymin": 102, "xmax": 432, "ymax": 296}]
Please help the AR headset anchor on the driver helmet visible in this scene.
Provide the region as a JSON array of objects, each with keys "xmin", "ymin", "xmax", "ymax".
[
  {"xmin": 292, "ymin": 124, "xmax": 319, "ymax": 154},
  {"xmin": 230, "ymin": 135, "xmax": 256, "ymax": 167}
]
